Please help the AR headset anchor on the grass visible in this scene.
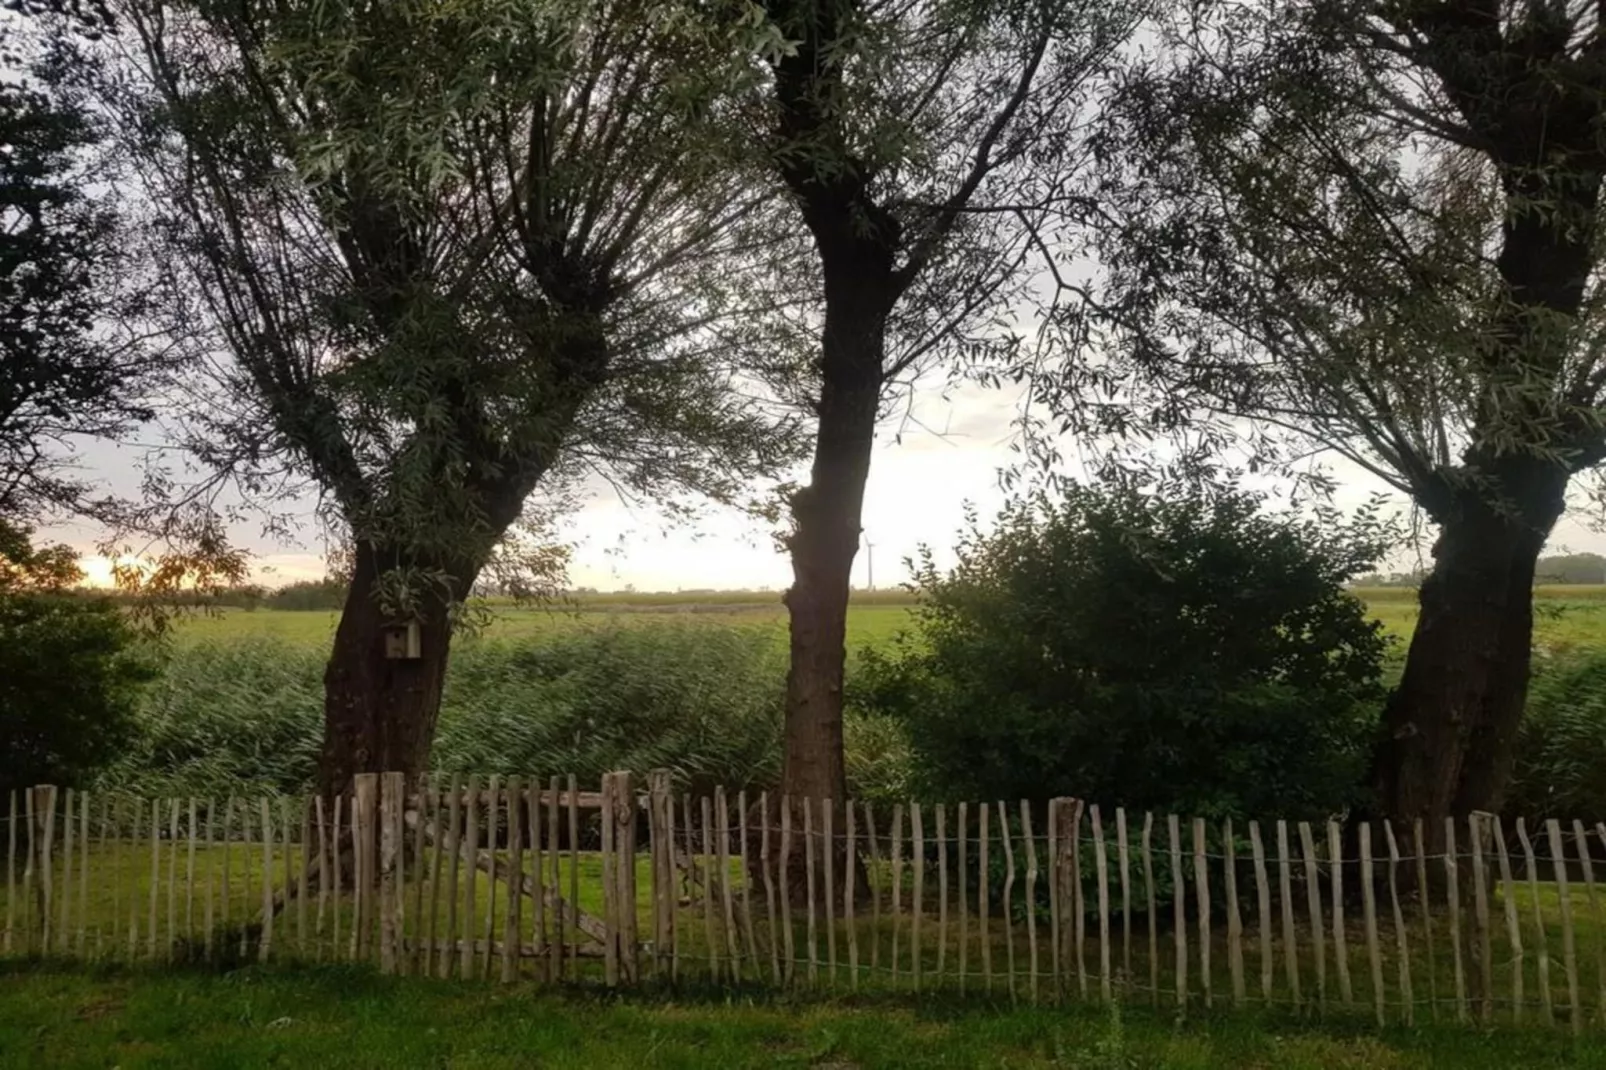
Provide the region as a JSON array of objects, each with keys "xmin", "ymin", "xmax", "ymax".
[
  {"xmin": 3, "ymin": 961, "xmax": 1605, "ymax": 1068},
  {"xmin": 1357, "ymin": 586, "xmax": 1606, "ymax": 661},
  {"xmin": 164, "ymin": 586, "xmax": 1606, "ymax": 659},
  {"xmin": 168, "ymin": 601, "xmax": 915, "ymax": 651}
]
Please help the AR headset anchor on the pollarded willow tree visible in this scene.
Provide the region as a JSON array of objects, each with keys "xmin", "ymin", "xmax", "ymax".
[
  {"xmin": 1052, "ymin": 0, "xmax": 1606, "ymax": 832},
  {"xmin": 79, "ymin": 0, "xmax": 807, "ymax": 794},
  {"xmin": 759, "ymin": 0, "xmax": 1149, "ymax": 807}
]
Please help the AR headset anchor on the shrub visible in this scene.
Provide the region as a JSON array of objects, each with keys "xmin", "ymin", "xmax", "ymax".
[
  {"xmin": 1507, "ymin": 652, "xmax": 1606, "ymax": 822},
  {"xmin": 1, "ymin": 527, "xmax": 156, "ymax": 798},
  {"xmin": 859, "ymin": 478, "xmax": 1390, "ymax": 823}
]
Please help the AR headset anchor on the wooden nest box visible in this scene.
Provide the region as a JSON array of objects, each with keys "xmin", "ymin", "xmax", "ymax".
[{"xmin": 383, "ymin": 619, "xmax": 422, "ymax": 660}]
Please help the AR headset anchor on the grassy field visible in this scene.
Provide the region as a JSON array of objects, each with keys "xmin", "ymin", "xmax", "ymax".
[
  {"xmin": 164, "ymin": 585, "xmax": 1606, "ymax": 660},
  {"xmin": 169, "ymin": 600, "xmax": 914, "ymax": 651},
  {"xmin": 3, "ymin": 962, "xmax": 1604, "ymax": 1068}
]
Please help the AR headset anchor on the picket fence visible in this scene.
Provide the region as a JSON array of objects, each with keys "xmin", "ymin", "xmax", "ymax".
[{"xmin": 4, "ymin": 771, "xmax": 1606, "ymax": 1031}]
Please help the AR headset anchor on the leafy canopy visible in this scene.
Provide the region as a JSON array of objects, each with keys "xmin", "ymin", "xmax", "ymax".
[{"xmin": 73, "ymin": 0, "xmax": 807, "ymax": 609}]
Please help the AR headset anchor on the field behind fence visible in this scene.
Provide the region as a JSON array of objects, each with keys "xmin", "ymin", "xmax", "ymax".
[{"xmin": 4, "ymin": 772, "xmax": 1606, "ymax": 1033}]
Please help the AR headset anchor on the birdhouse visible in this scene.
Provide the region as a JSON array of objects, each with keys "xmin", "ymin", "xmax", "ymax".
[{"xmin": 383, "ymin": 620, "xmax": 422, "ymax": 660}]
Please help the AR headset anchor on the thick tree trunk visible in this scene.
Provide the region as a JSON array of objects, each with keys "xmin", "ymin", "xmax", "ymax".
[
  {"xmin": 1371, "ymin": 464, "xmax": 1568, "ymax": 843},
  {"xmin": 320, "ymin": 540, "xmax": 472, "ymax": 798},
  {"xmin": 781, "ymin": 282, "xmax": 891, "ymax": 806},
  {"xmin": 772, "ymin": 259, "xmax": 893, "ymax": 903}
]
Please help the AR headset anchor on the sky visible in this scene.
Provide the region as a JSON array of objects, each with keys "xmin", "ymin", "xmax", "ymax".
[
  {"xmin": 46, "ymin": 377, "xmax": 1032, "ymax": 592},
  {"xmin": 41, "ymin": 364, "xmax": 1606, "ymax": 594}
]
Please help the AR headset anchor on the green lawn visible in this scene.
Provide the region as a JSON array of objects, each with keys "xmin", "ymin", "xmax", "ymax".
[{"xmin": 3, "ymin": 962, "xmax": 1604, "ymax": 1068}]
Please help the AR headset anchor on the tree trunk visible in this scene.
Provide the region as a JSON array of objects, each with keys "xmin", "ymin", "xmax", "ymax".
[
  {"xmin": 781, "ymin": 282, "xmax": 891, "ymax": 806},
  {"xmin": 1370, "ymin": 463, "xmax": 1569, "ymax": 844},
  {"xmin": 320, "ymin": 540, "xmax": 472, "ymax": 799}
]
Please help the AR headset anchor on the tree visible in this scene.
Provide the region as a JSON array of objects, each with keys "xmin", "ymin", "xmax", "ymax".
[
  {"xmin": 859, "ymin": 477, "xmax": 1389, "ymax": 820},
  {"xmin": 760, "ymin": 0, "xmax": 1145, "ymax": 809},
  {"xmin": 0, "ymin": 520, "xmax": 155, "ymax": 800},
  {"xmin": 1050, "ymin": 0, "xmax": 1606, "ymax": 835},
  {"xmin": 0, "ymin": 57, "xmax": 159, "ymax": 522},
  {"xmin": 83, "ymin": 0, "xmax": 805, "ymax": 793}
]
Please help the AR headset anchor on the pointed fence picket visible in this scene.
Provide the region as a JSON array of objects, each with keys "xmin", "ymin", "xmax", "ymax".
[{"xmin": 3, "ymin": 774, "xmax": 1605, "ymax": 1032}]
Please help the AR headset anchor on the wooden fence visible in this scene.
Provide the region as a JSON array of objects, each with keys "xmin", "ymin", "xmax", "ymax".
[{"xmin": 4, "ymin": 772, "xmax": 1606, "ymax": 1030}]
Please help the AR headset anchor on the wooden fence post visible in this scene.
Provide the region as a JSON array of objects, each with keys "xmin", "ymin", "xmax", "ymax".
[
  {"xmin": 256, "ymin": 797, "xmax": 272, "ymax": 963},
  {"xmin": 1547, "ymin": 819, "xmax": 1581, "ymax": 1034},
  {"xmin": 601, "ymin": 773, "xmax": 619, "ymax": 987},
  {"xmin": 1328, "ymin": 820, "xmax": 1351, "ymax": 1007},
  {"xmin": 1359, "ymin": 823, "xmax": 1384, "ymax": 1026},
  {"xmin": 648, "ymin": 770, "xmax": 673, "ymax": 981},
  {"xmin": 1022, "ymin": 801, "xmax": 1040, "ymax": 1004},
  {"xmin": 805, "ymin": 797, "xmax": 819, "ymax": 986},
  {"xmin": 613, "ymin": 770, "xmax": 639, "ymax": 985},
  {"xmin": 1142, "ymin": 811, "xmax": 1156, "ymax": 1005},
  {"xmin": 822, "ymin": 797, "xmax": 836, "ymax": 985},
  {"xmin": 1469, "ymin": 813, "xmax": 1493, "ymax": 1023},
  {"xmin": 1383, "ymin": 820, "xmax": 1415, "ymax": 1025},
  {"xmin": 1193, "ymin": 817, "xmax": 1212, "ymax": 1009},
  {"xmin": 78, "ymin": 791, "xmax": 92, "ymax": 956},
  {"xmin": 460, "ymin": 775, "xmax": 479, "ymax": 979},
  {"xmin": 354, "ymin": 775, "xmax": 378, "ymax": 966},
  {"xmin": 957, "ymin": 801, "xmax": 968, "ymax": 994},
  {"xmin": 762, "ymin": 791, "xmax": 780, "ymax": 985},
  {"xmin": 33, "ymin": 786, "xmax": 56, "ymax": 955},
  {"xmin": 1117, "ymin": 809, "xmax": 1132, "ymax": 991},
  {"xmin": 717, "ymin": 786, "xmax": 739, "ymax": 984},
  {"xmin": 481, "ymin": 776, "xmax": 499, "ymax": 982},
  {"xmin": 379, "ymin": 772, "xmax": 403, "ymax": 975},
  {"xmin": 504, "ymin": 771, "xmax": 523, "ymax": 976},
  {"xmin": 846, "ymin": 800, "xmax": 860, "ymax": 988},
  {"xmin": 739, "ymin": 789, "xmax": 759, "ymax": 979},
  {"xmin": 910, "ymin": 801, "xmax": 923, "ymax": 992},
  {"xmin": 1276, "ymin": 820, "xmax": 1300, "ymax": 1006},
  {"xmin": 1225, "ymin": 818, "xmax": 1245, "ymax": 1008},
  {"xmin": 4, "ymin": 790, "xmax": 15, "ymax": 956},
  {"xmin": 1069, "ymin": 801, "xmax": 1087, "ymax": 1000},
  {"xmin": 1444, "ymin": 818, "xmax": 1468, "ymax": 1023},
  {"xmin": 1093, "ymin": 805, "xmax": 1111, "ymax": 1003},
  {"xmin": 1298, "ymin": 821, "xmax": 1325, "ymax": 1010},
  {"xmin": 59, "ymin": 788, "xmax": 72, "ymax": 956},
  {"xmin": 1169, "ymin": 814, "xmax": 1186, "ymax": 1011}
]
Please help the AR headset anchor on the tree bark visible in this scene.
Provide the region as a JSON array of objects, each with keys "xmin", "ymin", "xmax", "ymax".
[
  {"xmin": 781, "ymin": 267, "xmax": 894, "ymax": 805},
  {"xmin": 319, "ymin": 540, "xmax": 474, "ymax": 798},
  {"xmin": 1370, "ymin": 462, "xmax": 1568, "ymax": 843}
]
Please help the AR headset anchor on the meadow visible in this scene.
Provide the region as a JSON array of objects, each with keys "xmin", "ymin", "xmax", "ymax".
[
  {"xmin": 170, "ymin": 591, "xmax": 916, "ymax": 650},
  {"xmin": 161, "ymin": 585, "xmax": 1606, "ymax": 653}
]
